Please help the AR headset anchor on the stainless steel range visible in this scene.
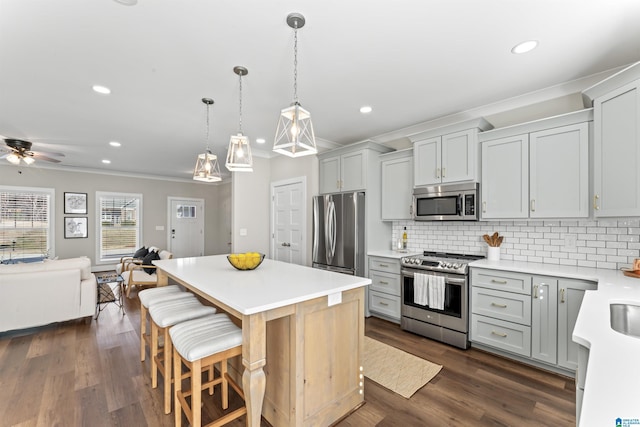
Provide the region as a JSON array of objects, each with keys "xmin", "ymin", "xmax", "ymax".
[{"xmin": 400, "ymin": 251, "xmax": 484, "ymax": 349}]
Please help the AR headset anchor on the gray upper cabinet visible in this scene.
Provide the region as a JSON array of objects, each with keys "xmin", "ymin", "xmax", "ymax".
[
  {"xmin": 479, "ymin": 110, "xmax": 592, "ymax": 219},
  {"xmin": 380, "ymin": 149, "xmax": 413, "ymax": 220},
  {"xmin": 592, "ymin": 80, "xmax": 640, "ymax": 216},
  {"xmin": 318, "ymin": 142, "xmax": 393, "ymax": 195},
  {"xmin": 583, "ymin": 61, "xmax": 640, "ymax": 217},
  {"xmin": 411, "ymin": 118, "xmax": 492, "ymax": 187}
]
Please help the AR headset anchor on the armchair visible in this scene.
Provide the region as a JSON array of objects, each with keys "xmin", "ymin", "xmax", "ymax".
[
  {"xmin": 116, "ymin": 246, "xmax": 159, "ymax": 275},
  {"xmin": 121, "ymin": 249, "xmax": 172, "ymax": 297}
]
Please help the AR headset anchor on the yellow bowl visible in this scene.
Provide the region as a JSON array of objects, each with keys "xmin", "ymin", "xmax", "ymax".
[{"xmin": 227, "ymin": 252, "xmax": 265, "ymax": 271}]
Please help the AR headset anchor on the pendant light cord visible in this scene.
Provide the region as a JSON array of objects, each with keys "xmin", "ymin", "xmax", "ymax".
[
  {"xmin": 293, "ymin": 23, "xmax": 298, "ymax": 104},
  {"xmin": 238, "ymin": 72, "xmax": 243, "ymax": 134},
  {"xmin": 205, "ymin": 102, "xmax": 211, "ymax": 152}
]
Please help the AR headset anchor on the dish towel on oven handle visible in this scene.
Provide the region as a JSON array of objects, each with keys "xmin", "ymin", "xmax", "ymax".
[
  {"xmin": 428, "ymin": 275, "xmax": 445, "ymax": 310},
  {"xmin": 413, "ymin": 273, "xmax": 429, "ymax": 306}
]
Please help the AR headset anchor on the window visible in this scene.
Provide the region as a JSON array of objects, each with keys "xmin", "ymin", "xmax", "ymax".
[
  {"xmin": 97, "ymin": 192, "xmax": 142, "ymax": 262},
  {"xmin": 0, "ymin": 186, "xmax": 54, "ymax": 263}
]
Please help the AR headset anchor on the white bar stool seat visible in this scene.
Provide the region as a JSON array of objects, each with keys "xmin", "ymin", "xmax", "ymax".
[
  {"xmin": 138, "ymin": 285, "xmax": 193, "ymax": 362},
  {"xmin": 170, "ymin": 313, "xmax": 245, "ymax": 427},
  {"xmin": 149, "ymin": 297, "xmax": 217, "ymax": 414}
]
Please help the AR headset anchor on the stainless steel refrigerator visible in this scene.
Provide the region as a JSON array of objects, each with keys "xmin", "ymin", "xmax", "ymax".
[{"xmin": 312, "ymin": 192, "xmax": 365, "ymax": 276}]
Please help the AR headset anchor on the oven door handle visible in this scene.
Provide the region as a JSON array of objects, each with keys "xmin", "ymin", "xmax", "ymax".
[{"xmin": 401, "ymin": 270, "xmax": 466, "ymax": 285}]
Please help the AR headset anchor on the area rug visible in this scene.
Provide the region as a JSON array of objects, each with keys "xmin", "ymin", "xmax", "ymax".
[{"xmin": 363, "ymin": 336, "xmax": 442, "ymax": 398}]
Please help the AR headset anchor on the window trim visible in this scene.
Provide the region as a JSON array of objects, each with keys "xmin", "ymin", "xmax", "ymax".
[
  {"xmin": 96, "ymin": 191, "xmax": 143, "ymax": 264},
  {"xmin": 0, "ymin": 185, "xmax": 55, "ymax": 261}
]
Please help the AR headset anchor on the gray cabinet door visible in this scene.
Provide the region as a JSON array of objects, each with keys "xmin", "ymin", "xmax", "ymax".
[
  {"xmin": 480, "ymin": 134, "xmax": 529, "ymax": 219},
  {"xmin": 381, "ymin": 154, "xmax": 413, "ymax": 220},
  {"xmin": 531, "ymin": 276, "xmax": 558, "ymax": 364},
  {"xmin": 593, "ymin": 79, "xmax": 640, "ymax": 216},
  {"xmin": 557, "ymin": 279, "xmax": 597, "ymax": 370}
]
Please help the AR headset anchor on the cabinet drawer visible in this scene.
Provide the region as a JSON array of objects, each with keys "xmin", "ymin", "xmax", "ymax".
[
  {"xmin": 471, "ymin": 268, "xmax": 531, "ymax": 295},
  {"xmin": 472, "ymin": 287, "xmax": 531, "ymax": 325},
  {"xmin": 370, "ymin": 271, "xmax": 401, "ymax": 296},
  {"xmin": 369, "ymin": 290, "xmax": 400, "ymax": 320},
  {"xmin": 471, "ymin": 314, "xmax": 531, "ymax": 357},
  {"xmin": 369, "ymin": 257, "xmax": 400, "ymax": 274}
]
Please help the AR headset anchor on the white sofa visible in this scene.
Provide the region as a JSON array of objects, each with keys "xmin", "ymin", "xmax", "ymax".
[{"xmin": 0, "ymin": 257, "xmax": 97, "ymax": 333}]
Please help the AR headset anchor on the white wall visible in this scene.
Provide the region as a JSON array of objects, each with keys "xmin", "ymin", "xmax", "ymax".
[
  {"xmin": 231, "ymin": 157, "xmax": 271, "ymax": 254},
  {"xmin": 0, "ymin": 165, "xmax": 229, "ymax": 266}
]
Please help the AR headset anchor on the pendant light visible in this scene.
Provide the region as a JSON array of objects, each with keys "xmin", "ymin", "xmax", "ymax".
[
  {"xmin": 226, "ymin": 66, "xmax": 253, "ymax": 172},
  {"xmin": 193, "ymin": 98, "xmax": 222, "ymax": 182},
  {"xmin": 273, "ymin": 12, "xmax": 317, "ymax": 158}
]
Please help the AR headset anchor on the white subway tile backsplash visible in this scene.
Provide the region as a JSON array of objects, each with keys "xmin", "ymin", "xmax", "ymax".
[{"xmin": 394, "ymin": 217, "xmax": 640, "ymax": 270}]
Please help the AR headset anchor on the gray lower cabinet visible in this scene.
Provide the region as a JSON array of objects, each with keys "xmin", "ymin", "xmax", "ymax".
[
  {"xmin": 471, "ymin": 267, "xmax": 596, "ymax": 376},
  {"xmin": 368, "ymin": 256, "xmax": 401, "ymax": 323}
]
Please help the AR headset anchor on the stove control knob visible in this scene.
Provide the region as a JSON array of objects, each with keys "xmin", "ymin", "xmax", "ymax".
[
  {"xmin": 401, "ymin": 257, "xmax": 408, "ymax": 264},
  {"xmin": 452, "ymin": 263, "xmax": 461, "ymax": 269},
  {"xmin": 413, "ymin": 258, "xmax": 420, "ymax": 265}
]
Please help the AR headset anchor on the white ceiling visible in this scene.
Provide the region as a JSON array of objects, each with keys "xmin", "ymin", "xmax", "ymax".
[{"xmin": 1, "ymin": 0, "xmax": 640, "ymax": 181}]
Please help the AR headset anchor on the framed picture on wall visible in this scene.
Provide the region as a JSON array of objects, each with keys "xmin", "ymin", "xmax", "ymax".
[
  {"xmin": 64, "ymin": 192, "xmax": 87, "ymax": 214},
  {"xmin": 65, "ymin": 217, "xmax": 88, "ymax": 239}
]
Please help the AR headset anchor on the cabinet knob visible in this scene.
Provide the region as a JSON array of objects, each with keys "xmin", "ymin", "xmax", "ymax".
[
  {"xmin": 560, "ymin": 288, "xmax": 565, "ymax": 303},
  {"xmin": 593, "ymin": 195, "xmax": 600, "ymax": 210},
  {"xmin": 530, "ymin": 199, "xmax": 536, "ymax": 212},
  {"xmin": 533, "ymin": 284, "xmax": 539, "ymax": 298}
]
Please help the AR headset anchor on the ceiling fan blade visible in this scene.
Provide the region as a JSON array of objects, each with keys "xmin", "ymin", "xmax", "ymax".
[
  {"xmin": 33, "ymin": 150, "xmax": 65, "ymax": 157},
  {"xmin": 31, "ymin": 153, "xmax": 62, "ymax": 163}
]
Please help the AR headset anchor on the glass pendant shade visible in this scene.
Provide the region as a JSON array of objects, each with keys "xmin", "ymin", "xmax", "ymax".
[
  {"xmin": 193, "ymin": 97, "xmax": 221, "ymax": 183},
  {"xmin": 273, "ymin": 102, "xmax": 317, "ymax": 157},
  {"xmin": 22, "ymin": 156, "xmax": 35, "ymax": 165},
  {"xmin": 226, "ymin": 133, "xmax": 253, "ymax": 172},
  {"xmin": 193, "ymin": 150, "xmax": 221, "ymax": 182}
]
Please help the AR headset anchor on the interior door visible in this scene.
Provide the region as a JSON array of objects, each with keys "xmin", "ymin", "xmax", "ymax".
[
  {"xmin": 168, "ymin": 198, "xmax": 204, "ymax": 257},
  {"xmin": 272, "ymin": 180, "xmax": 304, "ymax": 265}
]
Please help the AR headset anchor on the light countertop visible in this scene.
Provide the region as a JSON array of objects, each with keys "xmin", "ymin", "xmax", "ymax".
[
  {"xmin": 470, "ymin": 259, "xmax": 640, "ymax": 426},
  {"xmin": 154, "ymin": 255, "xmax": 371, "ymax": 316}
]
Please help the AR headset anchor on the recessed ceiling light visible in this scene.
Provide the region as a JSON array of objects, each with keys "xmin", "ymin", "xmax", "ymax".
[
  {"xmin": 102, "ymin": 159, "xmax": 111, "ymax": 164},
  {"xmin": 360, "ymin": 106, "xmax": 373, "ymax": 114},
  {"xmin": 92, "ymin": 85, "xmax": 111, "ymax": 95},
  {"xmin": 511, "ymin": 40, "xmax": 538, "ymax": 54},
  {"xmin": 109, "ymin": 141, "xmax": 121, "ymax": 147},
  {"xmin": 256, "ymin": 138, "xmax": 266, "ymax": 144},
  {"xmin": 113, "ymin": 0, "xmax": 137, "ymax": 5}
]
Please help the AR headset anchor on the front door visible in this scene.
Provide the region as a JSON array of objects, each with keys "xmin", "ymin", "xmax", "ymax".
[
  {"xmin": 271, "ymin": 178, "xmax": 306, "ymax": 265},
  {"xmin": 168, "ymin": 198, "xmax": 204, "ymax": 258}
]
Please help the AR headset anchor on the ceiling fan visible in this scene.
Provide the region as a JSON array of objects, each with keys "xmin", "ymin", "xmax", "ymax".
[{"xmin": 1, "ymin": 138, "xmax": 65, "ymax": 165}]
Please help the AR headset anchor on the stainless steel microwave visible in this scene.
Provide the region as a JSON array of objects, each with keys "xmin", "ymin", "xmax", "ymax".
[{"xmin": 412, "ymin": 182, "xmax": 479, "ymax": 221}]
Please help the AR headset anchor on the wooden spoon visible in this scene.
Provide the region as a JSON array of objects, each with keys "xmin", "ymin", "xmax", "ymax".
[
  {"xmin": 483, "ymin": 234, "xmax": 492, "ymax": 246},
  {"xmin": 497, "ymin": 236, "xmax": 503, "ymax": 247},
  {"xmin": 492, "ymin": 232, "xmax": 499, "ymax": 246}
]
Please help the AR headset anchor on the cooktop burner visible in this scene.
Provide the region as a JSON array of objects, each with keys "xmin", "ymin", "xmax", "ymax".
[{"xmin": 401, "ymin": 251, "xmax": 484, "ymax": 275}]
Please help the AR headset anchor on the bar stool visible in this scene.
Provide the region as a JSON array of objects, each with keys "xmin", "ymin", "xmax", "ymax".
[
  {"xmin": 170, "ymin": 313, "xmax": 246, "ymax": 427},
  {"xmin": 138, "ymin": 285, "xmax": 193, "ymax": 362},
  {"xmin": 149, "ymin": 297, "xmax": 217, "ymax": 414}
]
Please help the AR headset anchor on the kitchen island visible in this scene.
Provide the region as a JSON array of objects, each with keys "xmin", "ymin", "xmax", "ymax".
[{"xmin": 154, "ymin": 255, "xmax": 370, "ymax": 427}]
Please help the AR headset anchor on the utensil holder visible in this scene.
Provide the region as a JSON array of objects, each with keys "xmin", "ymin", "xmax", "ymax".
[{"xmin": 487, "ymin": 247, "xmax": 500, "ymax": 261}]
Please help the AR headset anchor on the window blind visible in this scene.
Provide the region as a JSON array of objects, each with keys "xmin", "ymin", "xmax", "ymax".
[
  {"xmin": 0, "ymin": 188, "xmax": 52, "ymax": 262},
  {"xmin": 98, "ymin": 192, "xmax": 141, "ymax": 261}
]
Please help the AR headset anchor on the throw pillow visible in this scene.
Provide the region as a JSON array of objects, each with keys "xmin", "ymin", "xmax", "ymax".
[
  {"xmin": 142, "ymin": 250, "xmax": 160, "ymax": 275},
  {"xmin": 133, "ymin": 246, "xmax": 148, "ymax": 259}
]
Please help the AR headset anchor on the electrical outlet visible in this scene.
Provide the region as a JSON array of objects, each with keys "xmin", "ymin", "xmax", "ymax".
[{"xmin": 564, "ymin": 234, "xmax": 577, "ymax": 248}]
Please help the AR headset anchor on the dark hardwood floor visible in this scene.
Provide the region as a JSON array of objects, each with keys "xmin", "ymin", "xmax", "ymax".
[{"xmin": 0, "ymin": 288, "xmax": 575, "ymax": 426}]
